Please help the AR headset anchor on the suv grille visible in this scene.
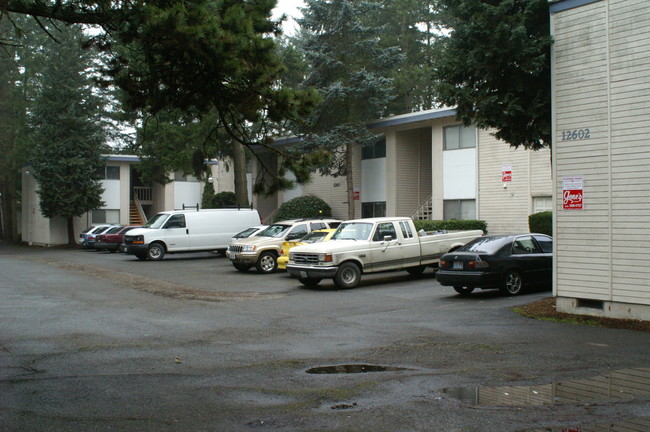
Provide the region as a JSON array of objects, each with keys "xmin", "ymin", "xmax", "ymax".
[
  {"xmin": 228, "ymin": 245, "xmax": 244, "ymax": 253},
  {"xmin": 293, "ymin": 253, "xmax": 320, "ymax": 265}
]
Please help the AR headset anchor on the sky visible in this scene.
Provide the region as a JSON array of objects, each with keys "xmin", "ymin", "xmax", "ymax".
[{"xmin": 272, "ymin": 0, "xmax": 305, "ymax": 35}]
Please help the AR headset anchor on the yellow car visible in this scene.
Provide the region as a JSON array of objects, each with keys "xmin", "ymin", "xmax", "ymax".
[{"xmin": 277, "ymin": 229, "xmax": 336, "ymax": 270}]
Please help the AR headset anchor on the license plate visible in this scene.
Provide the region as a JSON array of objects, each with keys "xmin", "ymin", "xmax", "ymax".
[
  {"xmin": 453, "ymin": 261, "xmax": 463, "ymax": 270},
  {"xmin": 228, "ymin": 252, "xmax": 236, "ymax": 260}
]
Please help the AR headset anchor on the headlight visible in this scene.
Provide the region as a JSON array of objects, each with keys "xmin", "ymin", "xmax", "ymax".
[
  {"xmin": 318, "ymin": 253, "xmax": 333, "ymax": 263},
  {"xmin": 243, "ymin": 245, "xmax": 256, "ymax": 252},
  {"xmin": 132, "ymin": 235, "xmax": 144, "ymax": 244}
]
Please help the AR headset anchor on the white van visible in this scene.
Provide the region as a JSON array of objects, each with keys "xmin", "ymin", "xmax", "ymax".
[{"xmin": 123, "ymin": 208, "xmax": 261, "ymax": 260}]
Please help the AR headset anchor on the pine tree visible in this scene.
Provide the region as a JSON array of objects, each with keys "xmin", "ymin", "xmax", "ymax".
[
  {"xmin": 29, "ymin": 25, "xmax": 108, "ymax": 245},
  {"xmin": 296, "ymin": 0, "xmax": 400, "ymax": 218}
]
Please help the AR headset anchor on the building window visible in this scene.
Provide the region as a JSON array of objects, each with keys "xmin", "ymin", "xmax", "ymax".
[
  {"xmin": 362, "ymin": 137, "xmax": 386, "ymax": 159},
  {"xmin": 174, "ymin": 171, "xmax": 199, "ymax": 182},
  {"xmin": 443, "ymin": 124, "xmax": 476, "ymax": 150},
  {"xmin": 96, "ymin": 165, "xmax": 120, "ymax": 180},
  {"xmin": 533, "ymin": 196, "xmax": 552, "ymax": 213},
  {"xmin": 362, "ymin": 202, "xmax": 386, "ymax": 218},
  {"xmin": 92, "ymin": 209, "xmax": 120, "ymax": 224},
  {"xmin": 443, "ymin": 199, "xmax": 476, "ymax": 220}
]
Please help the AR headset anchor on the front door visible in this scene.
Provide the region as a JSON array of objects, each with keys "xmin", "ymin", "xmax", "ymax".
[
  {"xmin": 368, "ymin": 222, "xmax": 403, "ymax": 272},
  {"xmin": 163, "ymin": 214, "xmax": 190, "ymax": 251}
]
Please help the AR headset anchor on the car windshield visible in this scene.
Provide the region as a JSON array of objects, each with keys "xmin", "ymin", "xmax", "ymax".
[
  {"xmin": 300, "ymin": 231, "xmax": 329, "ymax": 243},
  {"xmin": 458, "ymin": 236, "xmax": 509, "ymax": 254},
  {"xmin": 143, "ymin": 213, "xmax": 169, "ymax": 229},
  {"xmin": 234, "ymin": 227, "xmax": 258, "ymax": 238},
  {"xmin": 258, "ymin": 224, "xmax": 291, "ymax": 238},
  {"xmin": 331, "ymin": 222, "xmax": 373, "ymax": 241}
]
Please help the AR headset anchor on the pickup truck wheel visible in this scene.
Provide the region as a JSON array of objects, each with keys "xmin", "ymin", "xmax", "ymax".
[
  {"xmin": 406, "ymin": 266, "xmax": 426, "ymax": 276},
  {"xmin": 501, "ymin": 270, "xmax": 524, "ymax": 296},
  {"xmin": 233, "ymin": 263, "xmax": 252, "ymax": 272},
  {"xmin": 256, "ymin": 252, "xmax": 278, "ymax": 274},
  {"xmin": 453, "ymin": 286, "xmax": 475, "ymax": 296},
  {"xmin": 334, "ymin": 262, "xmax": 361, "ymax": 289},
  {"xmin": 298, "ymin": 278, "xmax": 321, "ymax": 287},
  {"xmin": 147, "ymin": 243, "xmax": 165, "ymax": 261}
]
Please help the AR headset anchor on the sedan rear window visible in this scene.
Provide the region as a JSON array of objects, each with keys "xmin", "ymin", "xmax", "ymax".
[{"xmin": 458, "ymin": 236, "xmax": 508, "ymax": 254}]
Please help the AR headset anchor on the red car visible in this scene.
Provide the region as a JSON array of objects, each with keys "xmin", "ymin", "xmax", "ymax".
[{"xmin": 95, "ymin": 226, "xmax": 142, "ymax": 252}]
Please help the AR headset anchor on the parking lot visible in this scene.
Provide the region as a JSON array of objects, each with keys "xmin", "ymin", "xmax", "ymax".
[{"xmin": 1, "ymin": 243, "xmax": 650, "ymax": 431}]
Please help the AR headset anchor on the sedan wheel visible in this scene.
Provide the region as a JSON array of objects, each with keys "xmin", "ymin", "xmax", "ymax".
[
  {"xmin": 256, "ymin": 252, "xmax": 277, "ymax": 274},
  {"xmin": 453, "ymin": 286, "xmax": 475, "ymax": 296},
  {"xmin": 501, "ymin": 270, "xmax": 524, "ymax": 296}
]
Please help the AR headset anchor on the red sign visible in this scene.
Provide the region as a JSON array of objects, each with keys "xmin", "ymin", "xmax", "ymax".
[
  {"xmin": 502, "ymin": 164, "xmax": 512, "ymax": 182},
  {"xmin": 353, "ymin": 191, "xmax": 360, "ymax": 201},
  {"xmin": 563, "ymin": 176, "xmax": 584, "ymax": 210}
]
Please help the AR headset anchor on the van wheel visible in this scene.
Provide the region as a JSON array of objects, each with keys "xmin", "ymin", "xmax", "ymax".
[
  {"xmin": 256, "ymin": 252, "xmax": 277, "ymax": 273},
  {"xmin": 334, "ymin": 262, "xmax": 361, "ymax": 289},
  {"xmin": 233, "ymin": 263, "xmax": 252, "ymax": 272},
  {"xmin": 147, "ymin": 243, "xmax": 165, "ymax": 261}
]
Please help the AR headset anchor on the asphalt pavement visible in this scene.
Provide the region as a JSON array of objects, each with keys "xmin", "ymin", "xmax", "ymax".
[{"xmin": 1, "ymin": 243, "xmax": 649, "ymax": 431}]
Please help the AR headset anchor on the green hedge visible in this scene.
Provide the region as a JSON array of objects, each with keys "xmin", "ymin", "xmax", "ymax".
[
  {"xmin": 413, "ymin": 219, "xmax": 487, "ymax": 234},
  {"xmin": 529, "ymin": 211, "xmax": 552, "ymax": 236},
  {"xmin": 274, "ymin": 195, "xmax": 332, "ymax": 222}
]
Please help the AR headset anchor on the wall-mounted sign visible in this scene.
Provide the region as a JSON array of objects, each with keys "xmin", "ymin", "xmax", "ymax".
[
  {"xmin": 563, "ymin": 176, "xmax": 583, "ymax": 210},
  {"xmin": 353, "ymin": 186, "xmax": 360, "ymax": 201},
  {"xmin": 501, "ymin": 164, "xmax": 512, "ymax": 182}
]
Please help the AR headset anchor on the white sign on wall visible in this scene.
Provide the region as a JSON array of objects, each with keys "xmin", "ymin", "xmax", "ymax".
[{"xmin": 562, "ymin": 176, "xmax": 584, "ymax": 210}]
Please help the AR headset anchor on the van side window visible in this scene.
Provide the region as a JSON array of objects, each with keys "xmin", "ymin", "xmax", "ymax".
[{"xmin": 165, "ymin": 214, "xmax": 186, "ymax": 229}]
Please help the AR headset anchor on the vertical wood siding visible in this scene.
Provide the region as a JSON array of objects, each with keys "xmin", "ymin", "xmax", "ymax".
[{"xmin": 395, "ymin": 128, "xmax": 432, "ymax": 216}]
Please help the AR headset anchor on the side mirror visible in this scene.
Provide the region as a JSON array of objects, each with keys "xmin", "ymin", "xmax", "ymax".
[{"xmin": 383, "ymin": 235, "xmax": 393, "ymax": 242}]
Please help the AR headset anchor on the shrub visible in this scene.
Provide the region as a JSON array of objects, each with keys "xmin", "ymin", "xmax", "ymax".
[
  {"xmin": 274, "ymin": 195, "xmax": 332, "ymax": 222},
  {"xmin": 413, "ymin": 219, "xmax": 488, "ymax": 234},
  {"xmin": 201, "ymin": 181, "xmax": 216, "ymax": 209},
  {"xmin": 213, "ymin": 191, "xmax": 237, "ymax": 208},
  {"xmin": 529, "ymin": 211, "xmax": 552, "ymax": 236}
]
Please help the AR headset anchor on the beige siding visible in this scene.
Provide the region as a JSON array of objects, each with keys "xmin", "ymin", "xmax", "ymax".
[
  {"xmin": 395, "ymin": 128, "xmax": 432, "ymax": 217},
  {"xmin": 552, "ymin": 0, "xmax": 650, "ymax": 306},
  {"xmin": 477, "ymin": 129, "xmax": 551, "ymax": 235},
  {"xmin": 302, "ymin": 173, "xmax": 349, "ymax": 221}
]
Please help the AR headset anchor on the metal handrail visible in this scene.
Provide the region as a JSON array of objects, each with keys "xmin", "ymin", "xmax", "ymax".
[{"xmin": 410, "ymin": 195, "xmax": 433, "ymax": 220}]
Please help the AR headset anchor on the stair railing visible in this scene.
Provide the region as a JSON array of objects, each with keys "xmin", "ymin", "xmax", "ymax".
[
  {"xmin": 133, "ymin": 194, "xmax": 148, "ymax": 224},
  {"xmin": 410, "ymin": 195, "xmax": 434, "ymax": 220}
]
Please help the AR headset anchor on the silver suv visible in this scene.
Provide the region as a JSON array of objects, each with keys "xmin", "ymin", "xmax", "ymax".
[{"xmin": 227, "ymin": 219, "xmax": 341, "ymax": 273}]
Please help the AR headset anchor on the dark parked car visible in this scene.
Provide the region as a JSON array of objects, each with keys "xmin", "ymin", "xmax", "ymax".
[
  {"xmin": 95, "ymin": 225, "xmax": 142, "ymax": 252},
  {"xmin": 436, "ymin": 234, "xmax": 552, "ymax": 296}
]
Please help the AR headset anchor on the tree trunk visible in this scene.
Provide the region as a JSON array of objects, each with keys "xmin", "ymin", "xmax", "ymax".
[
  {"xmin": 67, "ymin": 216, "xmax": 75, "ymax": 246},
  {"xmin": 345, "ymin": 142, "xmax": 355, "ymax": 220},
  {"xmin": 232, "ymin": 141, "xmax": 249, "ymax": 208}
]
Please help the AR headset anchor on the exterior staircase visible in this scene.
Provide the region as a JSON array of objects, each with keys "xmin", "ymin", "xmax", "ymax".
[
  {"xmin": 129, "ymin": 201, "xmax": 145, "ymax": 225},
  {"xmin": 411, "ymin": 195, "xmax": 434, "ymax": 220}
]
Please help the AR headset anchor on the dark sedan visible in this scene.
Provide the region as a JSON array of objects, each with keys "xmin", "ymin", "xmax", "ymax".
[{"xmin": 436, "ymin": 234, "xmax": 552, "ymax": 296}]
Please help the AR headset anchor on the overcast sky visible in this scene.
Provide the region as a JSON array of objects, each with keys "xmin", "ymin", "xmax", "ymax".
[{"xmin": 272, "ymin": 0, "xmax": 305, "ymax": 35}]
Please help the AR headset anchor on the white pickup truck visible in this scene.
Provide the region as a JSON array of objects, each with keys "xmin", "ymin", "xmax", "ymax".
[{"xmin": 286, "ymin": 217, "xmax": 483, "ymax": 289}]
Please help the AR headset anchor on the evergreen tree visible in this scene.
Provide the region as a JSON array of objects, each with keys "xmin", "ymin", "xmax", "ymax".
[
  {"xmin": 29, "ymin": 25, "xmax": 109, "ymax": 245},
  {"xmin": 296, "ymin": 0, "xmax": 400, "ymax": 218},
  {"xmin": 433, "ymin": 0, "xmax": 552, "ymax": 150}
]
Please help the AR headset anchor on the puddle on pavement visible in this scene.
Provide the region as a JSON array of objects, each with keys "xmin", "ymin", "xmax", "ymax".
[
  {"xmin": 441, "ymin": 367, "xmax": 650, "ymax": 407},
  {"xmin": 524, "ymin": 416, "xmax": 650, "ymax": 432},
  {"xmin": 306, "ymin": 364, "xmax": 409, "ymax": 374}
]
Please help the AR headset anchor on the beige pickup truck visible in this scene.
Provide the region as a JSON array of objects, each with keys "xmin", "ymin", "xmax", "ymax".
[
  {"xmin": 226, "ymin": 218, "xmax": 341, "ymax": 273},
  {"xmin": 286, "ymin": 217, "xmax": 483, "ymax": 289}
]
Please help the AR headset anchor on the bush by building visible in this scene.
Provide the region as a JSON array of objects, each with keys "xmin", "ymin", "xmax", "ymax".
[
  {"xmin": 274, "ymin": 195, "xmax": 332, "ymax": 222},
  {"xmin": 529, "ymin": 211, "xmax": 552, "ymax": 236}
]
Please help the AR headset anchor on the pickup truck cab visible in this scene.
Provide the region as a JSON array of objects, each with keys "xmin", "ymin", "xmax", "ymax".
[{"xmin": 286, "ymin": 217, "xmax": 483, "ymax": 289}]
